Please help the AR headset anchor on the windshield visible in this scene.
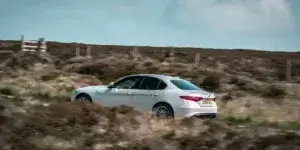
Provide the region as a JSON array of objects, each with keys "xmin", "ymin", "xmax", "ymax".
[{"xmin": 170, "ymin": 79, "xmax": 200, "ymax": 90}]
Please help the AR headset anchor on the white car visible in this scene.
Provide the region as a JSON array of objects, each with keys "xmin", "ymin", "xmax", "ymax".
[{"xmin": 71, "ymin": 74, "xmax": 218, "ymax": 118}]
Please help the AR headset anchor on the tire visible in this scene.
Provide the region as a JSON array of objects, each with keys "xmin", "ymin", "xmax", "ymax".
[
  {"xmin": 75, "ymin": 93, "xmax": 93, "ymax": 103},
  {"xmin": 152, "ymin": 103, "xmax": 174, "ymax": 119}
]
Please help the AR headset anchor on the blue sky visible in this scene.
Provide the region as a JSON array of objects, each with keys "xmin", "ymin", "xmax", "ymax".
[{"xmin": 0, "ymin": 0, "xmax": 299, "ymax": 51}]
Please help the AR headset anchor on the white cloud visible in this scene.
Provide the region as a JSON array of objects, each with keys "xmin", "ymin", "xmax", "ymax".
[{"xmin": 179, "ymin": 0, "xmax": 294, "ymax": 32}]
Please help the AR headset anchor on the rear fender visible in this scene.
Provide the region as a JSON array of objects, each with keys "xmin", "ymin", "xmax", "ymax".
[{"xmin": 152, "ymin": 100, "xmax": 176, "ymax": 112}]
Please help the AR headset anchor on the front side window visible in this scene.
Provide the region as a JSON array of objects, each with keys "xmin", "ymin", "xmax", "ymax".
[
  {"xmin": 170, "ymin": 79, "xmax": 200, "ymax": 90},
  {"xmin": 113, "ymin": 76, "xmax": 142, "ymax": 89}
]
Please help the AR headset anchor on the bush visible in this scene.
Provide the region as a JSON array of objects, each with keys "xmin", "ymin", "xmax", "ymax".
[
  {"xmin": 263, "ymin": 85, "xmax": 286, "ymax": 98},
  {"xmin": 276, "ymin": 70, "xmax": 286, "ymax": 81},
  {"xmin": 32, "ymin": 90, "xmax": 71, "ymax": 102},
  {"xmin": 221, "ymin": 93, "xmax": 233, "ymax": 103},
  {"xmin": 224, "ymin": 116, "xmax": 252, "ymax": 125},
  {"xmin": 143, "ymin": 61, "xmax": 154, "ymax": 67},
  {"xmin": 267, "ymin": 122, "xmax": 300, "ymax": 130},
  {"xmin": 0, "ymin": 86, "xmax": 17, "ymax": 96},
  {"xmin": 201, "ymin": 75, "xmax": 220, "ymax": 91},
  {"xmin": 40, "ymin": 71, "xmax": 61, "ymax": 81},
  {"xmin": 228, "ymin": 76, "xmax": 247, "ymax": 88},
  {"xmin": 228, "ymin": 76, "xmax": 239, "ymax": 84},
  {"xmin": 76, "ymin": 63, "xmax": 109, "ymax": 76}
]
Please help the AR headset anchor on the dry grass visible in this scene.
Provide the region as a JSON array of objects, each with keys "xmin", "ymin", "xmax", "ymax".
[
  {"xmin": 0, "ymin": 70, "xmax": 102, "ymax": 103},
  {"xmin": 0, "ymin": 51, "xmax": 299, "ymax": 123},
  {"xmin": 1, "ymin": 100, "xmax": 300, "ymax": 150},
  {"xmin": 262, "ymin": 84, "xmax": 286, "ymax": 98},
  {"xmin": 0, "ymin": 41, "xmax": 300, "ymax": 149}
]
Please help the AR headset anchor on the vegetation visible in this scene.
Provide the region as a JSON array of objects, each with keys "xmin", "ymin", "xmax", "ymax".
[
  {"xmin": 0, "ymin": 40, "xmax": 300, "ymax": 149},
  {"xmin": 263, "ymin": 84, "xmax": 286, "ymax": 98}
]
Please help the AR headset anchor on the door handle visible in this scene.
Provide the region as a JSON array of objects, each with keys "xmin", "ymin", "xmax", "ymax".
[{"xmin": 152, "ymin": 93, "xmax": 158, "ymax": 97}]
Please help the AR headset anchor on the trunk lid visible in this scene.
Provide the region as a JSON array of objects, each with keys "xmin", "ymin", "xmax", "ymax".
[{"xmin": 181, "ymin": 90, "xmax": 216, "ymax": 106}]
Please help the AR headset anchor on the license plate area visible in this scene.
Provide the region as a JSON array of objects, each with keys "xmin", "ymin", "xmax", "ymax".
[{"xmin": 202, "ymin": 99, "xmax": 213, "ymax": 104}]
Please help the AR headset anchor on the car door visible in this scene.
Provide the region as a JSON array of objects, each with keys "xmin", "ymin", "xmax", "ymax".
[
  {"xmin": 130, "ymin": 76, "xmax": 167, "ymax": 113},
  {"xmin": 95, "ymin": 76, "xmax": 142, "ymax": 107}
]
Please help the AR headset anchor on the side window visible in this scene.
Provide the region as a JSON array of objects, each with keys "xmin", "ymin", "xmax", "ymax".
[
  {"xmin": 157, "ymin": 81, "xmax": 167, "ymax": 90},
  {"xmin": 170, "ymin": 79, "xmax": 200, "ymax": 90},
  {"xmin": 139, "ymin": 76, "xmax": 164, "ymax": 90},
  {"xmin": 113, "ymin": 76, "xmax": 141, "ymax": 89},
  {"xmin": 132, "ymin": 76, "xmax": 144, "ymax": 89}
]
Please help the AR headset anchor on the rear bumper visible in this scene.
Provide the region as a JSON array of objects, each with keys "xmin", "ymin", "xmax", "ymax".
[{"xmin": 175, "ymin": 105, "xmax": 218, "ymax": 118}]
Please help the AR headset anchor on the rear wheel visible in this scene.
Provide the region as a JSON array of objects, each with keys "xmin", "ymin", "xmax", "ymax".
[
  {"xmin": 152, "ymin": 103, "xmax": 174, "ymax": 119},
  {"xmin": 75, "ymin": 94, "xmax": 92, "ymax": 103}
]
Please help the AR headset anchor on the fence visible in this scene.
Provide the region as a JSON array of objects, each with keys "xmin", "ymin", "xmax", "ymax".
[
  {"xmin": 286, "ymin": 59, "xmax": 292, "ymax": 81},
  {"xmin": 73, "ymin": 45, "xmax": 201, "ymax": 65},
  {"xmin": 21, "ymin": 35, "xmax": 47, "ymax": 52},
  {"xmin": 73, "ymin": 44, "xmax": 297, "ymax": 82},
  {"xmin": 75, "ymin": 45, "xmax": 92, "ymax": 58},
  {"xmin": 1, "ymin": 36, "xmax": 297, "ymax": 82}
]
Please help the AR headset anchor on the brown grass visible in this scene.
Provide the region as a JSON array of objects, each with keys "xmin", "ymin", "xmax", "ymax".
[
  {"xmin": 1, "ymin": 100, "xmax": 300, "ymax": 150},
  {"xmin": 0, "ymin": 40, "xmax": 300, "ymax": 149},
  {"xmin": 263, "ymin": 84, "xmax": 286, "ymax": 98}
]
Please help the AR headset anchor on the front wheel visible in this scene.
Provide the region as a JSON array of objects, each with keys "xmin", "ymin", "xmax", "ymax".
[
  {"xmin": 152, "ymin": 103, "xmax": 174, "ymax": 119},
  {"xmin": 75, "ymin": 94, "xmax": 93, "ymax": 103}
]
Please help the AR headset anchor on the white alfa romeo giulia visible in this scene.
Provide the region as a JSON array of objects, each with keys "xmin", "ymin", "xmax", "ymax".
[{"xmin": 71, "ymin": 74, "xmax": 218, "ymax": 118}]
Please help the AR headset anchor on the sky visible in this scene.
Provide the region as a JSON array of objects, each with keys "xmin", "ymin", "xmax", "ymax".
[{"xmin": 0, "ymin": 0, "xmax": 300, "ymax": 51}]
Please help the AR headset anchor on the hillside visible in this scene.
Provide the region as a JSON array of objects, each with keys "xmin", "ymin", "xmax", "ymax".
[
  {"xmin": 0, "ymin": 40, "xmax": 300, "ymax": 149},
  {"xmin": 1, "ymin": 40, "xmax": 300, "ymax": 83}
]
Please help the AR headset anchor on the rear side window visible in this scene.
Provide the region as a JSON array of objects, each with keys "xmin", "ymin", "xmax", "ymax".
[
  {"xmin": 139, "ymin": 76, "xmax": 165, "ymax": 90},
  {"xmin": 170, "ymin": 79, "xmax": 200, "ymax": 90}
]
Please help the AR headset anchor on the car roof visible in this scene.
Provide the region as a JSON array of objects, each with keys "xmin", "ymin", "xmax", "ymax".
[{"xmin": 128, "ymin": 74, "xmax": 179, "ymax": 80}]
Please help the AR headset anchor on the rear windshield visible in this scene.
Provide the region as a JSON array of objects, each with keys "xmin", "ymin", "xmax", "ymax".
[{"xmin": 170, "ymin": 79, "xmax": 200, "ymax": 90}]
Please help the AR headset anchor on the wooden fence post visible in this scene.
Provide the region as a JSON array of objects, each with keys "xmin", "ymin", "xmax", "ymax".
[
  {"xmin": 170, "ymin": 46, "xmax": 175, "ymax": 62},
  {"xmin": 160, "ymin": 49, "xmax": 164, "ymax": 60},
  {"xmin": 39, "ymin": 37, "xmax": 47, "ymax": 53},
  {"xmin": 194, "ymin": 52, "xmax": 200, "ymax": 65},
  {"xmin": 20, "ymin": 35, "xmax": 24, "ymax": 51},
  {"xmin": 37, "ymin": 37, "xmax": 42, "ymax": 52},
  {"xmin": 286, "ymin": 59, "xmax": 292, "ymax": 81},
  {"xmin": 42, "ymin": 40, "xmax": 47, "ymax": 53},
  {"xmin": 76, "ymin": 46, "xmax": 80, "ymax": 57},
  {"xmin": 132, "ymin": 47, "xmax": 138, "ymax": 61},
  {"xmin": 86, "ymin": 45, "xmax": 92, "ymax": 58}
]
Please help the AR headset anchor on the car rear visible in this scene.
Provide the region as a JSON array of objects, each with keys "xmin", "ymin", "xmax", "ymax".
[
  {"xmin": 168, "ymin": 78, "xmax": 218, "ymax": 118},
  {"xmin": 178, "ymin": 92, "xmax": 217, "ymax": 118}
]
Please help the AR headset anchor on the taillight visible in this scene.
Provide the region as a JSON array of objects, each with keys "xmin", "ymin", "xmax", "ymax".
[{"xmin": 180, "ymin": 96, "xmax": 203, "ymax": 102}]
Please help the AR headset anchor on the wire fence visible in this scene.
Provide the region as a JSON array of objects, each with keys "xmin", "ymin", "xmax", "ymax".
[{"xmin": 0, "ymin": 36, "xmax": 299, "ymax": 82}]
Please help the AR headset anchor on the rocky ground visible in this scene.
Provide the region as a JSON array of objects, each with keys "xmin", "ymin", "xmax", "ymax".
[{"xmin": 0, "ymin": 43, "xmax": 300, "ymax": 149}]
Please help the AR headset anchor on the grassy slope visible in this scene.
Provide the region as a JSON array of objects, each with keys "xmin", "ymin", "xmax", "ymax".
[{"xmin": 0, "ymin": 40, "xmax": 300, "ymax": 149}]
